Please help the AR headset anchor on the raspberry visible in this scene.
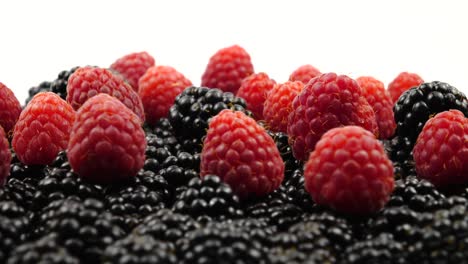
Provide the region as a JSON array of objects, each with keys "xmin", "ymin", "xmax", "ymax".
[
  {"xmin": 287, "ymin": 73, "xmax": 378, "ymax": 161},
  {"xmin": 67, "ymin": 94, "xmax": 146, "ymax": 184},
  {"xmin": 201, "ymin": 45, "xmax": 254, "ymax": 94},
  {"xmin": 263, "ymin": 81, "xmax": 304, "ymax": 133},
  {"xmin": 413, "ymin": 110, "xmax": 468, "ymax": 187},
  {"xmin": 12, "ymin": 92, "xmax": 75, "ymax": 165},
  {"xmin": 388, "ymin": 72, "xmax": 424, "ymax": 104},
  {"xmin": 66, "ymin": 66, "xmax": 145, "ymax": 122},
  {"xmin": 0, "ymin": 82, "xmax": 22, "ymax": 134},
  {"xmin": 110, "ymin": 51, "xmax": 155, "ymax": 91},
  {"xmin": 304, "ymin": 126, "xmax": 394, "ymax": 215},
  {"xmin": 356, "ymin": 76, "xmax": 396, "ymax": 139},
  {"xmin": 138, "ymin": 65, "xmax": 192, "ymax": 125},
  {"xmin": 236, "ymin": 72, "xmax": 276, "ymax": 120},
  {"xmin": 288, "ymin": 64, "xmax": 321, "ymax": 84},
  {"xmin": 200, "ymin": 109, "xmax": 284, "ymax": 199},
  {"xmin": 0, "ymin": 126, "xmax": 11, "ymax": 186}
]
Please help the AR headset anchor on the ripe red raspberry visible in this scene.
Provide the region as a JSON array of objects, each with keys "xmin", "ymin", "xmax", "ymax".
[
  {"xmin": 67, "ymin": 94, "xmax": 146, "ymax": 184},
  {"xmin": 288, "ymin": 64, "xmax": 321, "ymax": 84},
  {"xmin": 387, "ymin": 72, "xmax": 424, "ymax": 104},
  {"xmin": 304, "ymin": 126, "xmax": 394, "ymax": 215},
  {"xmin": 110, "ymin": 51, "xmax": 155, "ymax": 91},
  {"xmin": 139, "ymin": 65, "xmax": 192, "ymax": 125},
  {"xmin": 356, "ymin": 76, "xmax": 396, "ymax": 139},
  {"xmin": 12, "ymin": 92, "xmax": 75, "ymax": 165},
  {"xmin": 263, "ymin": 81, "xmax": 304, "ymax": 133},
  {"xmin": 66, "ymin": 66, "xmax": 145, "ymax": 122},
  {"xmin": 413, "ymin": 110, "xmax": 468, "ymax": 187},
  {"xmin": 0, "ymin": 126, "xmax": 11, "ymax": 186},
  {"xmin": 287, "ymin": 73, "xmax": 378, "ymax": 161},
  {"xmin": 200, "ymin": 109, "xmax": 284, "ymax": 199},
  {"xmin": 201, "ymin": 45, "xmax": 254, "ymax": 94},
  {"xmin": 0, "ymin": 82, "xmax": 22, "ymax": 134},
  {"xmin": 236, "ymin": 72, "xmax": 276, "ymax": 120}
]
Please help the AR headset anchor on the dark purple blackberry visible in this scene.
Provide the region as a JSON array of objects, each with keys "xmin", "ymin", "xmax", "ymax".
[
  {"xmin": 267, "ymin": 131, "xmax": 301, "ymax": 174},
  {"xmin": 6, "ymin": 234, "xmax": 79, "ymax": 264},
  {"xmin": 159, "ymin": 164, "xmax": 198, "ymax": 189},
  {"xmin": 176, "ymin": 221, "xmax": 268, "ymax": 264},
  {"xmin": 173, "ymin": 175, "xmax": 243, "ymax": 220},
  {"xmin": 168, "ymin": 86, "xmax": 249, "ymax": 152},
  {"xmin": 146, "ymin": 118, "xmax": 183, "ymax": 155},
  {"xmin": 133, "ymin": 209, "xmax": 201, "ymax": 242},
  {"xmin": 0, "ymin": 200, "xmax": 30, "ymax": 262},
  {"xmin": 393, "ymin": 81, "xmax": 468, "ymax": 148},
  {"xmin": 32, "ymin": 196, "xmax": 126, "ymax": 263},
  {"xmin": 50, "ymin": 150, "xmax": 71, "ymax": 170},
  {"xmin": 9, "ymin": 153, "xmax": 46, "ymax": 187},
  {"xmin": 103, "ymin": 235, "xmax": 177, "ymax": 264},
  {"xmin": 343, "ymin": 233, "xmax": 406, "ymax": 264},
  {"xmin": 0, "ymin": 177, "xmax": 35, "ymax": 209},
  {"xmin": 280, "ymin": 169, "xmax": 314, "ymax": 211},
  {"xmin": 25, "ymin": 81, "xmax": 51, "ymax": 105}
]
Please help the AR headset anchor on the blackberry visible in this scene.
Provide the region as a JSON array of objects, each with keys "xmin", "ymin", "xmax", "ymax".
[
  {"xmin": 25, "ymin": 81, "xmax": 51, "ymax": 105},
  {"xmin": 173, "ymin": 175, "xmax": 243, "ymax": 220},
  {"xmin": 7, "ymin": 234, "xmax": 79, "ymax": 264},
  {"xmin": 343, "ymin": 233, "xmax": 406, "ymax": 264},
  {"xmin": 103, "ymin": 235, "xmax": 177, "ymax": 264},
  {"xmin": 146, "ymin": 118, "xmax": 183, "ymax": 155},
  {"xmin": 49, "ymin": 150, "xmax": 71, "ymax": 170},
  {"xmin": 159, "ymin": 164, "xmax": 198, "ymax": 189},
  {"xmin": 9, "ymin": 156, "xmax": 46, "ymax": 187},
  {"xmin": 168, "ymin": 86, "xmax": 249, "ymax": 151},
  {"xmin": 0, "ymin": 177, "xmax": 36, "ymax": 209},
  {"xmin": 280, "ymin": 169, "xmax": 314, "ymax": 211},
  {"xmin": 267, "ymin": 131, "xmax": 301, "ymax": 174},
  {"xmin": 0, "ymin": 200, "xmax": 30, "ymax": 262},
  {"xmin": 393, "ymin": 81, "xmax": 468, "ymax": 147}
]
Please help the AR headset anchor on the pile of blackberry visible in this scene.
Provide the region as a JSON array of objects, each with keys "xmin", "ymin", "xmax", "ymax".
[
  {"xmin": 2, "ymin": 80, "xmax": 468, "ymax": 263},
  {"xmin": 26, "ymin": 66, "xmax": 78, "ymax": 104}
]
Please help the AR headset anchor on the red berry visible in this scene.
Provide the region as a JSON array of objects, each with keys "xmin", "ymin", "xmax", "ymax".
[
  {"xmin": 67, "ymin": 94, "xmax": 146, "ymax": 184},
  {"xmin": 201, "ymin": 45, "xmax": 254, "ymax": 94},
  {"xmin": 12, "ymin": 92, "xmax": 75, "ymax": 165},
  {"xmin": 66, "ymin": 66, "xmax": 145, "ymax": 122},
  {"xmin": 236, "ymin": 72, "xmax": 276, "ymax": 120},
  {"xmin": 139, "ymin": 65, "xmax": 192, "ymax": 125},
  {"xmin": 357, "ymin": 76, "xmax": 396, "ymax": 139},
  {"xmin": 413, "ymin": 110, "xmax": 468, "ymax": 187},
  {"xmin": 289, "ymin": 64, "xmax": 321, "ymax": 84},
  {"xmin": 0, "ymin": 82, "xmax": 22, "ymax": 134},
  {"xmin": 200, "ymin": 109, "xmax": 284, "ymax": 199},
  {"xmin": 304, "ymin": 126, "xmax": 394, "ymax": 215},
  {"xmin": 387, "ymin": 72, "xmax": 424, "ymax": 104},
  {"xmin": 110, "ymin": 51, "xmax": 155, "ymax": 91},
  {"xmin": 287, "ymin": 73, "xmax": 378, "ymax": 161},
  {"xmin": 0, "ymin": 126, "xmax": 11, "ymax": 186},
  {"xmin": 263, "ymin": 81, "xmax": 304, "ymax": 133}
]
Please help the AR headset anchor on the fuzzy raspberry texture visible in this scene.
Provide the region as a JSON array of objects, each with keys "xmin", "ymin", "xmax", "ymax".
[
  {"xmin": 387, "ymin": 72, "xmax": 424, "ymax": 104},
  {"xmin": 110, "ymin": 51, "xmax": 155, "ymax": 91},
  {"xmin": 0, "ymin": 82, "xmax": 22, "ymax": 134},
  {"xmin": 139, "ymin": 65, "xmax": 192, "ymax": 125},
  {"xmin": 289, "ymin": 64, "xmax": 321, "ymax": 84},
  {"xmin": 67, "ymin": 94, "xmax": 146, "ymax": 184},
  {"xmin": 357, "ymin": 76, "xmax": 396, "ymax": 139},
  {"xmin": 0, "ymin": 126, "xmax": 11, "ymax": 186},
  {"xmin": 304, "ymin": 126, "xmax": 394, "ymax": 215},
  {"xmin": 263, "ymin": 81, "xmax": 304, "ymax": 133},
  {"xmin": 201, "ymin": 45, "xmax": 254, "ymax": 94},
  {"xmin": 200, "ymin": 109, "xmax": 284, "ymax": 199},
  {"xmin": 236, "ymin": 72, "xmax": 276, "ymax": 120},
  {"xmin": 287, "ymin": 73, "xmax": 378, "ymax": 161},
  {"xmin": 413, "ymin": 110, "xmax": 468, "ymax": 187},
  {"xmin": 12, "ymin": 92, "xmax": 75, "ymax": 165},
  {"xmin": 66, "ymin": 66, "xmax": 145, "ymax": 122}
]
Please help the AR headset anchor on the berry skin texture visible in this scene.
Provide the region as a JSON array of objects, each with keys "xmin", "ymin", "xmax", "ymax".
[
  {"xmin": 0, "ymin": 126, "xmax": 11, "ymax": 186},
  {"xmin": 413, "ymin": 110, "xmax": 468, "ymax": 187},
  {"xmin": 357, "ymin": 76, "xmax": 396, "ymax": 139},
  {"xmin": 201, "ymin": 45, "xmax": 254, "ymax": 94},
  {"xmin": 287, "ymin": 73, "xmax": 378, "ymax": 161},
  {"xmin": 304, "ymin": 126, "xmax": 394, "ymax": 215},
  {"xmin": 12, "ymin": 92, "xmax": 75, "ymax": 165},
  {"xmin": 388, "ymin": 72, "xmax": 424, "ymax": 104},
  {"xmin": 110, "ymin": 51, "xmax": 155, "ymax": 91},
  {"xmin": 67, "ymin": 93, "xmax": 146, "ymax": 184},
  {"xmin": 236, "ymin": 72, "xmax": 276, "ymax": 120},
  {"xmin": 263, "ymin": 81, "xmax": 304, "ymax": 133},
  {"xmin": 289, "ymin": 64, "xmax": 321, "ymax": 84},
  {"xmin": 66, "ymin": 66, "xmax": 145, "ymax": 122},
  {"xmin": 200, "ymin": 109, "xmax": 284, "ymax": 199},
  {"xmin": 0, "ymin": 82, "xmax": 22, "ymax": 134},
  {"xmin": 138, "ymin": 65, "xmax": 192, "ymax": 126}
]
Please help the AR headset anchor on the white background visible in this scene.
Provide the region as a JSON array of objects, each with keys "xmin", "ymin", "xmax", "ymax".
[{"xmin": 1, "ymin": 0, "xmax": 467, "ymax": 104}]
